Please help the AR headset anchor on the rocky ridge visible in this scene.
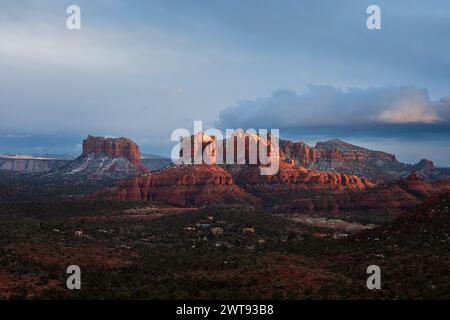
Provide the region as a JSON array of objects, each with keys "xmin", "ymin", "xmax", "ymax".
[{"xmin": 280, "ymin": 138, "xmax": 448, "ymax": 182}]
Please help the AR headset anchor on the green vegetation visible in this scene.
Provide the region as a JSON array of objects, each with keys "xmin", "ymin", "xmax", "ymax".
[{"xmin": 0, "ymin": 200, "xmax": 449, "ymax": 299}]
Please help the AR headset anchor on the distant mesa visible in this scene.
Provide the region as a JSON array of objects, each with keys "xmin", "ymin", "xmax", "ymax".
[
  {"xmin": 43, "ymin": 135, "xmax": 150, "ymax": 181},
  {"xmin": 82, "ymin": 135, "xmax": 144, "ymax": 168},
  {"xmin": 0, "ymin": 154, "xmax": 71, "ymax": 174}
]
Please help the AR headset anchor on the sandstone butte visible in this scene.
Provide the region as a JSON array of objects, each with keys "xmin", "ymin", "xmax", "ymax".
[
  {"xmin": 102, "ymin": 165, "xmax": 260, "ymax": 207},
  {"xmin": 82, "ymin": 135, "xmax": 144, "ymax": 169},
  {"xmin": 97, "ymin": 162, "xmax": 374, "ymax": 207}
]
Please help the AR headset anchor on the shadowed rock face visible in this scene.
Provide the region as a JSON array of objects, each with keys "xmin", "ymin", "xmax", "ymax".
[
  {"xmin": 96, "ymin": 162, "xmax": 374, "ymax": 207},
  {"xmin": 232, "ymin": 162, "xmax": 372, "ymax": 189},
  {"xmin": 82, "ymin": 135, "xmax": 143, "ymax": 168},
  {"xmin": 95, "ymin": 160, "xmax": 450, "ymax": 215},
  {"xmin": 98, "ymin": 165, "xmax": 260, "ymax": 207},
  {"xmin": 356, "ymin": 193, "xmax": 450, "ymax": 246},
  {"xmin": 276, "ymin": 172, "xmax": 450, "ymax": 214}
]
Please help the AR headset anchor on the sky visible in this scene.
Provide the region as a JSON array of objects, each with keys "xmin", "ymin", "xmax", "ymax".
[{"xmin": 0, "ymin": 0, "xmax": 449, "ymax": 166}]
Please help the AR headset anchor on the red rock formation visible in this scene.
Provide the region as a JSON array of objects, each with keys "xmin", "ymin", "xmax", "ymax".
[
  {"xmin": 280, "ymin": 138, "xmax": 448, "ymax": 182},
  {"xmin": 82, "ymin": 135, "xmax": 143, "ymax": 168},
  {"xmin": 97, "ymin": 162, "xmax": 375, "ymax": 207},
  {"xmin": 178, "ymin": 131, "xmax": 277, "ymax": 166},
  {"xmin": 314, "ymin": 139, "xmax": 397, "ymax": 162},
  {"xmin": 234, "ymin": 162, "xmax": 373, "ymax": 191},
  {"xmin": 179, "ymin": 133, "xmax": 217, "ymax": 164},
  {"xmin": 91, "ymin": 134, "xmax": 450, "ymax": 213},
  {"xmin": 98, "ymin": 165, "xmax": 260, "ymax": 207},
  {"xmin": 279, "ymin": 141, "xmax": 318, "ymax": 165},
  {"xmin": 280, "ymin": 138, "xmax": 396, "ymax": 165},
  {"xmin": 277, "ymin": 174, "xmax": 450, "ymax": 214}
]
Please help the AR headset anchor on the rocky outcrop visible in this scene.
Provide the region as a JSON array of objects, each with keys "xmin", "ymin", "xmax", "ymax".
[
  {"xmin": 315, "ymin": 139, "xmax": 396, "ymax": 162},
  {"xmin": 98, "ymin": 165, "xmax": 259, "ymax": 207},
  {"xmin": 101, "ymin": 161, "xmax": 448, "ymax": 215},
  {"xmin": 97, "ymin": 162, "xmax": 375, "ymax": 207},
  {"xmin": 280, "ymin": 138, "xmax": 449, "ymax": 182},
  {"xmin": 94, "ymin": 135, "xmax": 449, "ymax": 211},
  {"xmin": 279, "ymin": 141, "xmax": 318, "ymax": 165},
  {"xmin": 44, "ymin": 153, "xmax": 148, "ymax": 181},
  {"xmin": 178, "ymin": 131, "xmax": 276, "ymax": 166},
  {"xmin": 233, "ymin": 162, "xmax": 372, "ymax": 190},
  {"xmin": 43, "ymin": 136, "xmax": 149, "ymax": 181},
  {"xmin": 277, "ymin": 173, "xmax": 450, "ymax": 214},
  {"xmin": 177, "ymin": 134, "xmax": 449, "ymax": 182},
  {"xmin": 82, "ymin": 135, "xmax": 143, "ymax": 168},
  {"xmin": 178, "ymin": 132, "xmax": 217, "ymax": 164}
]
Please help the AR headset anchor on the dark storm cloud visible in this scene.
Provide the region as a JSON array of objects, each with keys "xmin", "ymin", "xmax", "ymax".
[{"xmin": 216, "ymin": 85, "xmax": 450, "ymax": 130}]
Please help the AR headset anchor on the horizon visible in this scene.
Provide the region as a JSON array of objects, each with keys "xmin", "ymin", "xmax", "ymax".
[{"xmin": 1, "ymin": 133, "xmax": 449, "ymax": 168}]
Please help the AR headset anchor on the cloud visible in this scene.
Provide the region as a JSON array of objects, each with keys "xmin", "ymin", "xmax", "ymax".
[
  {"xmin": 4, "ymin": 133, "xmax": 31, "ymax": 138},
  {"xmin": 377, "ymin": 103, "xmax": 440, "ymax": 124},
  {"xmin": 216, "ymin": 85, "xmax": 450, "ymax": 129},
  {"xmin": 375, "ymin": 89, "xmax": 442, "ymax": 124}
]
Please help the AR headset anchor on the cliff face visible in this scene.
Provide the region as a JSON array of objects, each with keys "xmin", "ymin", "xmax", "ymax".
[
  {"xmin": 41, "ymin": 136, "xmax": 149, "ymax": 181},
  {"xmin": 276, "ymin": 173, "xmax": 450, "ymax": 214},
  {"xmin": 95, "ymin": 160, "xmax": 450, "ymax": 215},
  {"xmin": 279, "ymin": 141, "xmax": 319, "ymax": 165},
  {"xmin": 82, "ymin": 135, "xmax": 143, "ymax": 168},
  {"xmin": 280, "ymin": 138, "xmax": 448, "ymax": 182},
  {"xmin": 314, "ymin": 139, "xmax": 396, "ymax": 162},
  {"xmin": 99, "ymin": 165, "xmax": 260, "ymax": 207},
  {"xmin": 178, "ymin": 131, "xmax": 276, "ymax": 166},
  {"xmin": 280, "ymin": 138, "xmax": 396, "ymax": 165},
  {"xmin": 233, "ymin": 162, "xmax": 372, "ymax": 190},
  {"xmin": 97, "ymin": 162, "xmax": 374, "ymax": 207}
]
